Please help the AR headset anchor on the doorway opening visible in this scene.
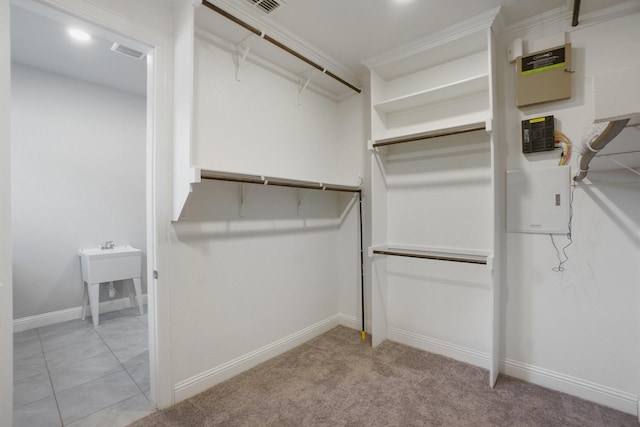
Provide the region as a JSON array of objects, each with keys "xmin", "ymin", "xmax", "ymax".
[{"xmin": 10, "ymin": 2, "xmax": 158, "ymax": 425}]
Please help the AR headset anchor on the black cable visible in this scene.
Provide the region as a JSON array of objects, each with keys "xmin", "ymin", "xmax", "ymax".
[{"xmin": 359, "ymin": 192, "xmax": 365, "ymax": 338}]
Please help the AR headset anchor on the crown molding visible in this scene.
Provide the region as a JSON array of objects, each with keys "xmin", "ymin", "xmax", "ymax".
[
  {"xmin": 202, "ymin": 0, "xmax": 359, "ymax": 86},
  {"xmin": 501, "ymin": 0, "xmax": 640, "ymax": 41},
  {"xmin": 361, "ymin": 6, "xmax": 502, "ymax": 71},
  {"xmin": 194, "ymin": 29, "xmax": 352, "ymax": 102}
]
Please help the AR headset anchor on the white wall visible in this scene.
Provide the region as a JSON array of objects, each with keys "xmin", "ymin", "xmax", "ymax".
[
  {"xmin": 193, "ymin": 37, "xmax": 362, "ymax": 187},
  {"xmin": 337, "ymin": 92, "xmax": 369, "ymax": 324},
  {"xmin": 1, "ymin": 0, "xmax": 14, "ymax": 424},
  {"xmin": 168, "ymin": 33, "xmax": 366, "ymax": 400},
  {"xmin": 11, "ymin": 64, "xmax": 147, "ymax": 319},
  {"xmin": 377, "ymin": 132, "xmax": 494, "ymax": 365},
  {"xmin": 500, "ymin": 8, "xmax": 640, "ymax": 412},
  {"xmin": 171, "ymin": 182, "xmax": 359, "ymax": 387}
]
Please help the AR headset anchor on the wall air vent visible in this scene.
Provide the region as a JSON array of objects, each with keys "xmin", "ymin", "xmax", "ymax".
[
  {"xmin": 246, "ymin": 0, "xmax": 283, "ymax": 14},
  {"xmin": 110, "ymin": 42, "xmax": 146, "ymax": 60}
]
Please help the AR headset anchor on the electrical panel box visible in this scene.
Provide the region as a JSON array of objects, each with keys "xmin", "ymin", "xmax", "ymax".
[
  {"xmin": 522, "ymin": 115, "xmax": 555, "ymax": 153},
  {"xmin": 517, "ymin": 44, "xmax": 572, "ymax": 107},
  {"xmin": 506, "ymin": 166, "xmax": 570, "ymax": 235}
]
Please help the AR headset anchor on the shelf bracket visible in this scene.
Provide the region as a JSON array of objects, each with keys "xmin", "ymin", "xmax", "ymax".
[
  {"xmin": 367, "ymin": 140, "xmax": 376, "ymax": 152},
  {"xmin": 485, "ymin": 119, "xmax": 493, "ymax": 133},
  {"xmin": 297, "ymin": 69, "xmax": 317, "ymax": 105},
  {"xmin": 297, "ymin": 189, "xmax": 312, "ymax": 216},
  {"xmin": 240, "ymin": 183, "xmax": 254, "ymax": 217},
  {"xmin": 234, "ymin": 33, "xmax": 262, "ymax": 82}
]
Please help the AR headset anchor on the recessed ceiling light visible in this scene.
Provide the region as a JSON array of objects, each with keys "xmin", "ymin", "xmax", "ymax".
[{"xmin": 67, "ymin": 27, "xmax": 92, "ymax": 42}]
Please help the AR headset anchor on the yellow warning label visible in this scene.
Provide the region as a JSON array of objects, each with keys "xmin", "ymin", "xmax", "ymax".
[{"xmin": 530, "ymin": 117, "xmax": 546, "ymax": 123}]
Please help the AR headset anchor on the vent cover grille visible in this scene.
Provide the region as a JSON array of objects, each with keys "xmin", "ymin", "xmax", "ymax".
[
  {"xmin": 246, "ymin": 0, "xmax": 282, "ymax": 14},
  {"xmin": 110, "ymin": 42, "xmax": 146, "ymax": 60}
]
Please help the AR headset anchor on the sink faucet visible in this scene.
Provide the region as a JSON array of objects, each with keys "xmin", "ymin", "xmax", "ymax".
[{"xmin": 101, "ymin": 241, "xmax": 115, "ymax": 250}]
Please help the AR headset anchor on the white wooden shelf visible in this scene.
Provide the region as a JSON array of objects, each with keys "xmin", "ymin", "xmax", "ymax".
[
  {"xmin": 373, "ymin": 74, "xmax": 489, "ymax": 115},
  {"xmin": 364, "ymin": 6, "xmax": 503, "ymax": 389}
]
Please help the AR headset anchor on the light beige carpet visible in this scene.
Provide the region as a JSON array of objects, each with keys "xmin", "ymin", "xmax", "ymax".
[{"xmin": 130, "ymin": 326, "xmax": 637, "ymax": 426}]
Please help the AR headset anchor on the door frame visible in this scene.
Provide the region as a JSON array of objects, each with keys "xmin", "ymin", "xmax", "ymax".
[
  {"xmin": 2, "ymin": 1, "xmax": 175, "ymax": 423},
  {"xmin": 1, "ymin": 0, "xmax": 14, "ymax": 425}
]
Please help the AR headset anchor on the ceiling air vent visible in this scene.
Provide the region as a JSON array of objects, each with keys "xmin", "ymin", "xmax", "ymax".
[
  {"xmin": 110, "ymin": 42, "xmax": 146, "ymax": 60},
  {"xmin": 246, "ymin": 0, "xmax": 283, "ymax": 14}
]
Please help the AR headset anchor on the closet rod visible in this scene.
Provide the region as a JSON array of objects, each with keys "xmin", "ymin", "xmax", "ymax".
[
  {"xmin": 572, "ymin": 0, "xmax": 581, "ymax": 27},
  {"xmin": 200, "ymin": 170, "xmax": 361, "ymax": 193},
  {"xmin": 201, "ymin": 0, "xmax": 361, "ymax": 94},
  {"xmin": 373, "ymin": 124, "xmax": 486, "ymax": 148},
  {"xmin": 372, "ymin": 249, "xmax": 487, "ymax": 265}
]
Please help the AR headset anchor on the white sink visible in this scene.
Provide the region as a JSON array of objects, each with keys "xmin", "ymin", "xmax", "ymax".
[
  {"xmin": 79, "ymin": 245, "xmax": 142, "ymax": 285},
  {"xmin": 79, "ymin": 245, "xmax": 143, "ymax": 326}
]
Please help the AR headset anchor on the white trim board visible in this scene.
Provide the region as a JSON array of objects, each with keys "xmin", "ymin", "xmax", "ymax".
[
  {"xmin": 172, "ymin": 319, "xmax": 637, "ymax": 417},
  {"xmin": 502, "ymin": 358, "xmax": 638, "ymax": 416},
  {"xmin": 174, "ymin": 314, "xmax": 349, "ymax": 402},
  {"xmin": 336, "ymin": 313, "xmax": 372, "ymax": 333},
  {"xmin": 386, "ymin": 326, "xmax": 637, "ymax": 416},
  {"xmin": 501, "ymin": 0, "xmax": 640, "ymax": 41},
  {"xmin": 387, "ymin": 327, "xmax": 492, "ymax": 370},
  {"xmin": 13, "ymin": 295, "xmax": 148, "ymax": 333}
]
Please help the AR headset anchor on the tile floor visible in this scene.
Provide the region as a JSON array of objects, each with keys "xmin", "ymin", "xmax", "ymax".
[{"xmin": 13, "ymin": 307, "xmax": 155, "ymax": 426}]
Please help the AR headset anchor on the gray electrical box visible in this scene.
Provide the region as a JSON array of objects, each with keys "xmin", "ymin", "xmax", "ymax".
[{"xmin": 506, "ymin": 166, "xmax": 570, "ymax": 235}]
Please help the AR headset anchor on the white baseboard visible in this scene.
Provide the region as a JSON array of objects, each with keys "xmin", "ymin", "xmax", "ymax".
[
  {"xmin": 379, "ymin": 327, "xmax": 638, "ymax": 416},
  {"xmin": 336, "ymin": 313, "xmax": 370, "ymax": 333},
  {"xmin": 502, "ymin": 358, "xmax": 638, "ymax": 416},
  {"xmin": 13, "ymin": 295, "xmax": 148, "ymax": 333},
  {"xmin": 174, "ymin": 314, "xmax": 343, "ymax": 402},
  {"xmin": 387, "ymin": 326, "xmax": 491, "ymax": 370}
]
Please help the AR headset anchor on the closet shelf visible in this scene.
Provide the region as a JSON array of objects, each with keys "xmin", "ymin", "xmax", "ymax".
[
  {"xmin": 200, "ymin": 169, "xmax": 361, "ymax": 193},
  {"xmin": 369, "ymin": 244, "xmax": 491, "ymax": 265},
  {"xmin": 372, "ymin": 121, "xmax": 487, "ymax": 148},
  {"xmin": 373, "ymin": 74, "xmax": 489, "ymax": 115}
]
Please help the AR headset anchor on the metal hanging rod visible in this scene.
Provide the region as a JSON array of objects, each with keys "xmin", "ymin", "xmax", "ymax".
[
  {"xmin": 372, "ymin": 248, "xmax": 488, "ymax": 265},
  {"xmin": 201, "ymin": 0, "xmax": 361, "ymax": 94},
  {"xmin": 595, "ymin": 149, "xmax": 640, "ymax": 157},
  {"xmin": 357, "ymin": 191, "xmax": 366, "ymax": 341},
  {"xmin": 601, "ymin": 157, "xmax": 640, "ymax": 177},
  {"xmin": 372, "ymin": 123, "xmax": 486, "ymax": 148},
  {"xmin": 572, "ymin": 0, "xmax": 581, "ymax": 27},
  {"xmin": 200, "ymin": 170, "xmax": 361, "ymax": 193}
]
